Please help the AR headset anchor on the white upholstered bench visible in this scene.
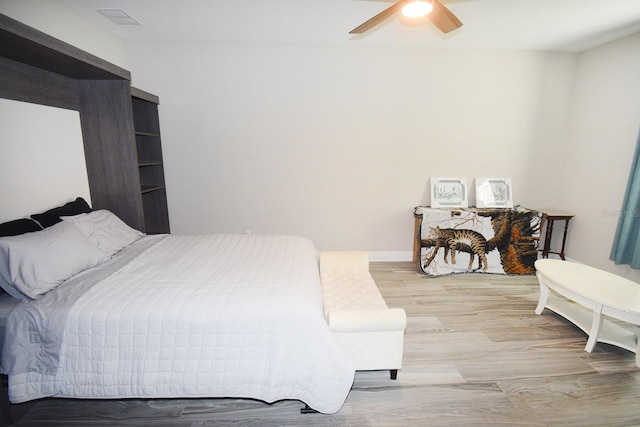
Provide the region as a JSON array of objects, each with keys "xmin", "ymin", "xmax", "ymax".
[
  {"xmin": 535, "ymin": 259, "xmax": 640, "ymax": 366},
  {"xmin": 319, "ymin": 251, "xmax": 407, "ymax": 379}
]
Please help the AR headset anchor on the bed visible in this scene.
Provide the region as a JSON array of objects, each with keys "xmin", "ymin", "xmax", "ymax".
[{"xmin": 0, "ymin": 200, "xmax": 354, "ymax": 414}]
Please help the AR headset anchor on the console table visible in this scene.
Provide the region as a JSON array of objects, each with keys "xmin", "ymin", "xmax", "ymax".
[
  {"xmin": 535, "ymin": 259, "xmax": 640, "ymax": 366},
  {"xmin": 413, "ymin": 206, "xmax": 542, "ymax": 277}
]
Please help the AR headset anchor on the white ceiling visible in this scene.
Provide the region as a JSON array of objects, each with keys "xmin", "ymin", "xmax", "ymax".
[{"xmin": 60, "ymin": 0, "xmax": 640, "ymax": 52}]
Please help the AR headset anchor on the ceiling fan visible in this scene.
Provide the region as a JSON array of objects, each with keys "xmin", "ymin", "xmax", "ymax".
[{"xmin": 349, "ymin": 0, "xmax": 463, "ymax": 35}]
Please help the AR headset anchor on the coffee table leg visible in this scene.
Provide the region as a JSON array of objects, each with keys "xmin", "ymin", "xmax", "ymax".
[
  {"xmin": 585, "ymin": 304, "xmax": 604, "ymax": 353},
  {"xmin": 535, "ymin": 280, "xmax": 549, "ymax": 315}
]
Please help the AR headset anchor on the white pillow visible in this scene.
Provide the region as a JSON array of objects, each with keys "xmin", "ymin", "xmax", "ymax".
[
  {"xmin": 62, "ymin": 210, "xmax": 144, "ymax": 257},
  {"xmin": 0, "ymin": 221, "xmax": 108, "ymax": 299}
]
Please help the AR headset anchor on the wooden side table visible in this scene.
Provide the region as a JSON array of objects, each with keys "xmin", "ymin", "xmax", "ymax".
[
  {"xmin": 413, "ymin": 213, "xmax": 423, "ymax": 265},
  {"xmin": 540, "ymin": 214, "xmax": 573, "ymax": 260}
]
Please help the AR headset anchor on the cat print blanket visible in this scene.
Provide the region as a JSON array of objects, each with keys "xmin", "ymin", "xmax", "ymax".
[{"xmin": 414, "ymin": 206, "xmax": 542, "ymax": 277}]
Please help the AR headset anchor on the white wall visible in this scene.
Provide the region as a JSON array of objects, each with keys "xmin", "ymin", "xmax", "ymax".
[
  {"xmin": 0, "ymin": 99, "xmax": 90, "ymax": 220},
  {"xmin": 557, "ymin": 32, "xmax": 640, "ymax": 279},
  {"xmin": 125, "ymin": 41, "xmax": 576, "ymax": 255},
  {"xmin": 2, "ymin": 3, "xmax": 639, "ymax": 272}
]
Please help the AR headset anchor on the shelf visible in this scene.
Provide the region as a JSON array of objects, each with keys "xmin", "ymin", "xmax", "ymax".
[
  {"xmin": 131, "ymin": 96, "xmax": 160, "ymax": 134},
  {"xmin": 130, "ymin": 86, "xmax": 159, "ymax": 104},
  {"xmin": 131, "ymin": 87, "xmax": 169, "ymax": 234},
  {"xmin": 546, "ymin": 294, "xmax": 638, "ymax": 353},
  {"xmin": 0, "ymin": 14, "xmax": 130, "ymax": 81},
  {"xmin": 141, "ymin": 188, "xmax": 169, "ymax": 234},
  {"xmin": 135, "ymin": 131, "xmax": 160, "ymax": 137},
  {"xmin": 141, "ymin": 185, "xmax": 165, "ymax": 194},
  {"xmin": 136, "ymin": 135, "xmax": 163, "ymax": 165}
]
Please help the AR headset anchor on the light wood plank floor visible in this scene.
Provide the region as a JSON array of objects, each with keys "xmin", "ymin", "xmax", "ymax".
[{"xmin": 6, "ymin": 262, "xmax": 640, "ymax": 426}]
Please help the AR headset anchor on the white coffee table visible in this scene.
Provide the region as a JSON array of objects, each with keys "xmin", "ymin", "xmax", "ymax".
[{"xmin": 535, "ymin": 259, "xmax": 640, "ymax": 366}]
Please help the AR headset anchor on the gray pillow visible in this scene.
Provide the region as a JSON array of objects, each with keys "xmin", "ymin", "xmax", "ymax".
[
  {"xmin": 0, "ymin": 221, "xmax": 107, "ymax": 299},
  {"xmin": 62, "ymin": 210, "xmax": 144, "ymax": 257}
]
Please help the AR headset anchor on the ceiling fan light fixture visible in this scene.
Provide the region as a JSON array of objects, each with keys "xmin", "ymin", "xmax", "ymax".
[{"xmin": 401, "ymin": 0, "xmax": 433, "ymax": 18}]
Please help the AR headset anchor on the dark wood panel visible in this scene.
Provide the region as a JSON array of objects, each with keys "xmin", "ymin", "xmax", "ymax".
[
  {"xmin": 0, "ymin": 15, "xmax": 170, "ymax": 235},
  {"xmin": 0, "ymin": 13, "xmax": 130, "ymax": 80},
  {"xmin": 142, "ymin": 188, "xmax": 171, "ymax": 234},
  {"xmin": 132, "ymin": 96, "xmax": 161, "ymax": 134},
  {"xmin": 136, "ymin": 135, "xmax": 164, "ymax": 164},
  {"xmin": 131, "ymin": 86, "xmax": 159, "ymax": 104},
  {"xmin": 139, "ymin": 164, "xmax": 165, "ymax": 189},
  {"xmin": 78, "ymin": 80, "xmax": 145, "ymax": 231},
  {"xmin": 0, "ymin": 56, "xmax": 79, "ymax": 110},
  {"xmin": 132, "ymin": 90, "xmax": 170, "ymax": 234}
]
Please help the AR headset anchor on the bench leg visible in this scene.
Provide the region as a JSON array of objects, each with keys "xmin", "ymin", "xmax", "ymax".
[
  {"xmin": 390, "ymin": 369, "xmax": 397, "ymax": 380},
  {"xmin": 585, "ymin": 304, "xmax": 604, "ymax": 353},
  {"xmin": 300, "ymin": 404, "xmax": 318, "ymax": 414}
]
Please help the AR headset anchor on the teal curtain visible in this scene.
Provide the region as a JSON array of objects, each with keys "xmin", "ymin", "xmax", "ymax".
[{"xmin": 611, "ymin": 129, "xmax": 640, "ymax": 268}]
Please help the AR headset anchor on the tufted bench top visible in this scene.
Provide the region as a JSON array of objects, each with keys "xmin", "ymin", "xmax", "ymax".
[
  {"xmin": 318, "ymin": 251, "xmax": 406, "ymax": 377},
  {"xmin": 321, "ymin": 269, "xmax": 387, "ymax": 316}
]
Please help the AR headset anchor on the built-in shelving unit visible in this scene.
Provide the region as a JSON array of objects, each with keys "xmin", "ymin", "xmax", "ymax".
[
  {"xmin": 0, "ymin": 13, "xmax": 170, "ymax": 234},
  {"xmin": 131, "ymin": 87, "xmax": 170, "ymax": 234}
]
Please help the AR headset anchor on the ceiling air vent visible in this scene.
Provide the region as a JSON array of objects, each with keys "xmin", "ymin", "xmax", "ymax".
[{"xmin": 97, "ymin": 9, "xmax": 141, "ymax": 25}]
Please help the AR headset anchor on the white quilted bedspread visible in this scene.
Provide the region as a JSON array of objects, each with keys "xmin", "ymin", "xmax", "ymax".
[{"xmin": 4, "ymin": 234, "xmax": 354, "ymax": 413}]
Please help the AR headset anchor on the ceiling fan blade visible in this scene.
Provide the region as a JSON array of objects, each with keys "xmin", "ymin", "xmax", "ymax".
[
  {"xmin": 429, "ymin": 0, "xmax": 463, "ymax": 33},
  {"xmin": 349, "ymin": 1, "xmax": 403, "ymax": 34}
]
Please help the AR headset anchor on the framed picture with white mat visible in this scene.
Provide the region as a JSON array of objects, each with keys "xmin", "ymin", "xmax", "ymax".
[{"xmin": 475, "ymin": 177, "xmax": 513, "ymax": 208}]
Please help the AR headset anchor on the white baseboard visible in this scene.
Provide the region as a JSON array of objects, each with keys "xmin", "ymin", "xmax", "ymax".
[
  {"xmin": 368, "ymin": 251, "xmax": 413, "ymax": 262},
  {"xmin": 366, "ymin": 252, "xmax": 578, "ymax": 264}
]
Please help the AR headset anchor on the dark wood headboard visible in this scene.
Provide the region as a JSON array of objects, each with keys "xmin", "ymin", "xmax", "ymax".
[{"xmin": 0, "ymin": 14, "xmax": 146, "ymax": 231}]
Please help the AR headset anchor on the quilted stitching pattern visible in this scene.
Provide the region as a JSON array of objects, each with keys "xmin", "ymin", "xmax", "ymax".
[
  {"xmin": 319, "ymin": 252, "xmax": 406, "ymax": 373},
  {"xmin": 7, "ymin": 235, "xmax": 355, "ymax": 414},
  {"xmin": 321, "ymin": 270, "xmax": 387, "ymax": 315}
]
